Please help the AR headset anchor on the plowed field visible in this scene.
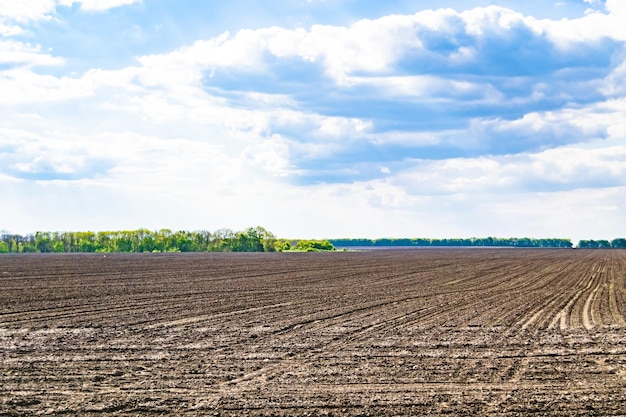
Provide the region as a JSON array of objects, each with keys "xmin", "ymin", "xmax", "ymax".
[{"xmin": 2, "ymin": 249, "xmax": 626, "ymax": 415}]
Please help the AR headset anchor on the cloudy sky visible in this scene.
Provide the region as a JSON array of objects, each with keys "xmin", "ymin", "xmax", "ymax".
[{"xmin": 1, "ymin": 0, "xmax": 625, "ymax": 241}]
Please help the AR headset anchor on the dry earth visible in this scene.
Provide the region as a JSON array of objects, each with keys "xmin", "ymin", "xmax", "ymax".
[{"xmin": 2, "ymin": 249, "xmax": 626, "ymax": 416}]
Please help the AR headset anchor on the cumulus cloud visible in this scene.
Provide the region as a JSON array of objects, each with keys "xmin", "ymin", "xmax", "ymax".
[
  {"xmin": 387, "ymin": 142, "xmax": 626, "ymax": 197},
  {"xmin": 120, "ymin": 3, "xmax": 623, "ymax": 130},
  {"xmin": 3, "ymin": 2, "xmax": 626, "ymax": 238},
  {"xmin": 25, "ymin": 1, "xmax": 618, "ymax": 188}
]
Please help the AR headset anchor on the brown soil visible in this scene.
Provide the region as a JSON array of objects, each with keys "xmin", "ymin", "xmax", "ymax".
[{"xmin": 2, "ymin": 249, "xmax": 626, "ymax": 415}]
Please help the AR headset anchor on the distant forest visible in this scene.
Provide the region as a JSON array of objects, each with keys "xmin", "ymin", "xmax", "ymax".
[
  {"xmin": 1, "ymin": 228, "xmax": 626, "ymax": 253},
  {"xmin": 330, "ymin": 237, "xmax": 626, "ymax": 249},
  {"xmin": 577, "ymin": 239, "xmax": 626, "ymax": 249}
]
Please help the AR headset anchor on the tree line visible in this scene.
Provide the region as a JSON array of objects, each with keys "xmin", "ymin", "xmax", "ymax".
[
  {"xmin": 2, "ymin": 228, "xmax": 626, "ymax": 253},
  {"xmin": 330, "ymin": 237, "xmax": 575, "ymax": 248},
  {"xmin": 0, "ymin": 227, "xmax": 323, "ymax": 254},
  {"xmin": 331, "ymin": 237, "xmax": 626, "ymax": 249},
  {"xmin": 577, "ymin": 239, "xmax": 626, "ymax": 249},
  {"xmin": 0, "ymin": 227, "xmax": 339, "ymax": 254}
]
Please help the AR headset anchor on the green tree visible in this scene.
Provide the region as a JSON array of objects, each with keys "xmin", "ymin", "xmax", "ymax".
[
  {"xmin": 612, "ymin": 238, "xmax": 626, "ymax": 249},
  {"xmin": 52, "ymin": 240, "xmax": 65, "ymax": 253},
  {"xmin": 192, "ymin": 230, "xmax": 212, "ymax": 252},
  {"xmin": 20, "ymin": 235, "xmax": 37, "ymax": 252},
  {"xmin": 74, "ymin": 232, "xmax": 98, "ymax": 252},
  {"xmin": 172, "ymin": 230, "xmax": 194, "ymax": 252},
  {"xmin": 274, "ymin": 239, "xmax": 291, "ymax": 252},
  {"xmin": 242, "ymin": 226, "xmax": 276, "ymax": 252},
  {"xmin": 35, "ymin": 232, "xmax": 53, "ymax": 253},
  {"xmin": 209, "ymin": 228, "xmax": 235, "ymax": 252},
  {"xmin": 295, "ymin": 240, "xmax": 335, "ymax": 252}
]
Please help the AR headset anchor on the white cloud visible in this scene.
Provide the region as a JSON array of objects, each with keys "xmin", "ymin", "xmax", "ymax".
[
  {"xmin": 57, "ymin": 0, "xmax": 142, "ymax": 12},
  {"xmin": 462, "ymin": 6, "xmax": 538, "ymax": 37},
  {"xmin": 0, "ymin": 39, "xmax": 64, "ymax": 67},
  {"xmin": 1, "ymin": 4, "xmax": 623, "ymax": 144},
  {"xmin": 388, "ymin": 142, "xmax": 626, "ymax": 197},
  {"xmin": 483, "ymin": 107, "xmax": 607, "ymax": 139},
  {"xmin": 0, "ymin": 23, "xmax": 24, "ymax": 36},
  {"xmin": 13, "ymin": 156, "xmax": 76, "ymax": 175},
  {"xmin": 541, "ymin": 5, "xmax": 626, "ymax": 45},
  {"xmin": 347, "ymin": 74, "xmax": 503, "ymax": 103},
  {"xmin": 3, "ymin": 109, "xmax": 625, "ymax": 240},
  {"xmin": 0, "ymin": 0, "xmax": 142, "ymax": 39},
  {"xmin": 75, "ymin": 56, "xmax": 374, "ymax": 145},
  {"xmin": 0, "ymin": 71, "xmax": 92, "ymax": 104},
  {"xmin": 364, "ymin": 130, "xmax": 442, "ymax": 146},
  {"xmin": 0, "ymin": 0, "xmax": 56, "ymax": 22},
  {"xmin": 314, "ymin": 116, "xmax": 371, "ymax": 138},
  {"xmin": 605, "ymin": 0, "xmax": 626, "ymax": 16},
  {"xmin": 241, "ymin": 134, "xmax": 292, "ymax": 176},
  {"xmin": 2, "ymin": 2, "xmax": 626, "ymax": 241},
  {"xmin": 128, "ymin": 13, "xmax": 430, "ymax": 86},
  {"xmin": 80, "ymin": 4, "xmax": 622, "ymax": 109}
]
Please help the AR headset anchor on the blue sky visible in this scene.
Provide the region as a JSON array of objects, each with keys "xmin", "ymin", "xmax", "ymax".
[{"xmin": 1, "ymin": 0, "xmax": 626, "ymax": 241}]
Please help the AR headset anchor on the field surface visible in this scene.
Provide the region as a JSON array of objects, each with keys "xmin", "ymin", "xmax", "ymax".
[{"xmin": 2, "ymin": 249, "xmax": 626, "ymax": 415}]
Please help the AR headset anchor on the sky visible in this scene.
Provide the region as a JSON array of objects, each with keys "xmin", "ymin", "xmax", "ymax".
[{"xmin": 1, "ymin": 0, "xmax": 626, "ymax": 241}]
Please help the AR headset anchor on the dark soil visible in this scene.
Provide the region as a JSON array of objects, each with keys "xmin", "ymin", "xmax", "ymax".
[{"xmin": 2, "ymin": 249, "xmax": 626, "ymax": 415}]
